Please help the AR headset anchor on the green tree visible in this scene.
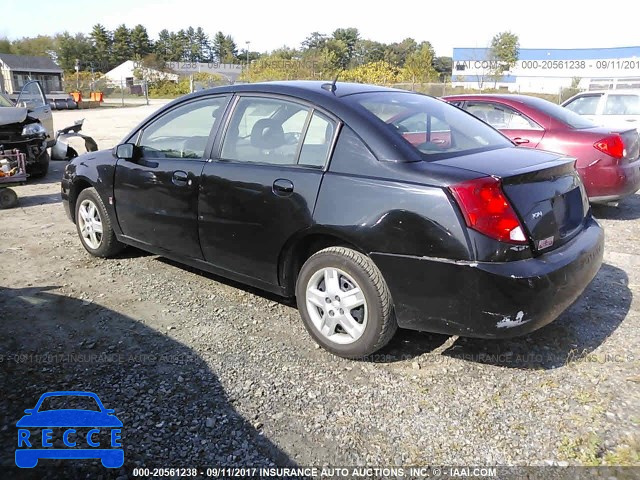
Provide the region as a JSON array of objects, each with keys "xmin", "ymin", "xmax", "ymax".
[
  {"xmin": 489, "ymin": 31, "xmax": 519, "ymax": 86},
  {"xmin": 167, "ymin": 31, "xmax": 187, "ymax": 62},
  {"xmin": 111, "ymin": 24, "xmax": 132, "ymax": 66},
  {"xmin": 54, "ymin": 32, "xmax": 93, "ymax": 71},
  {"xmin": 90, "ymin": 24, "xmax": 112, "ymax": 71},
  {"xmin": 402, "ymin": 43, "xmax": 438, "ymax": 88},
  {"xmin": 211, "ymin": 32, "xmax": 237, "ymax": 63},
  {"xmin": 10, "ymin": 35, "xmax": 56, "ymax": 57},
  {"xmin": 353, "ymin": 39, "xmax": 386, "ymax": 65},
  {"xmin": 301, "ymin": 32, "xmax": 328, "ymax": 50},
  {"xmin": 384, "ymin": 38, "xmax": 418, "ymax": 67},
  {"xmin": 155, "ymin": 29, "xmax": 172, "ymax": 61},
  {"xmin": 433, "ymin": 56, "xmax": 452, "ymax": 80},
  {"xmin": 332, "ymin": 28, "xmax": 359, "ymax": 67},
  {"xmin": 194, "ymin": 27, "xmax": 210, "ymax": 62},
  {"xmin": 131, "ymin": 25, "xmax": 152, "ymax": 59},
  {"xmin": 0, "ymin": 37, "xmax": 11, "ymax": 54}
]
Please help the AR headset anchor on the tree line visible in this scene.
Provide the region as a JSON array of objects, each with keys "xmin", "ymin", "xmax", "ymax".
[
  {"xmin": 0, "ymin": 24, "xmax": 518, "ymax": 86},
  {"xmin": 0, "ymin": 25, "xmax": 453, "ymax": 78}
]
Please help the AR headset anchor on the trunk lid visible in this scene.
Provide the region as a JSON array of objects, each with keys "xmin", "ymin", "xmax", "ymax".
[{"xmin": 436, "ymin": 147, "xmax": 589, "ymax": 253}]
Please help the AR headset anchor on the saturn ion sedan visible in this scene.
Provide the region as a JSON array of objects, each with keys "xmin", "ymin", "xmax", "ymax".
[{"xmin": 62, "ymin": 82, "xmax": 604, "ymax": 358}]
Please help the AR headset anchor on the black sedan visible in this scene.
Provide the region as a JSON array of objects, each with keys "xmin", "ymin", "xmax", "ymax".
[{"xmin": 62, "ymin": 81, "xmax": 604, "ymax": 358}]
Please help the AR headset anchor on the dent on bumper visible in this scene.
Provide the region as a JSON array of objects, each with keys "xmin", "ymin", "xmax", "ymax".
[{"xmin": 371, "ymin": 218, "xmax": 604, "ymax": 338}]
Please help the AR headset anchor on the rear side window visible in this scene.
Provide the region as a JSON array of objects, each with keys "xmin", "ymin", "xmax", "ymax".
[
  {"xmin": 298, "ymin": 112, "xmax": 335, "ymax": 168},
  {"xmin": 564, "ymin": 95, "xmax": 601, "ymax": 115},
  {"xmin": 604, "ymin": 95, "xmax": 640, "ymax": 115}
]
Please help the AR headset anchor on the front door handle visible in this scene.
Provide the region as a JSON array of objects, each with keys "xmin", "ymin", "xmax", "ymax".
[
  {"xmin": 513, "ymin": 137, "xmax": 530, "ymax": 145},
  {"xmin": 273, "ymin": 178, "xmax": 294, "ymax": 196},
  {"xmin": 172, "ymin": 170, "xmax": 190, "ymax": 186}
]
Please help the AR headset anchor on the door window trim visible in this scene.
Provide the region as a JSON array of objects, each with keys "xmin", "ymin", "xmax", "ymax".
[
  {"xmin": 126, "ymin": 94, "xmax": 232, "ymax": 161},
  {"xmin": 212, "ymin": 93, "xmax": 341, "ymax": 171}
]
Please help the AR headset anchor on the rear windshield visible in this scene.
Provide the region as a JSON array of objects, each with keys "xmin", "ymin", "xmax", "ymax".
[
  {"xmin": 524, "ymin": 96, "xmax": 596, "ymax": 129},
  {"xmin": 345, "ymin": 91, "xmax": 512, "ymax": 160}
]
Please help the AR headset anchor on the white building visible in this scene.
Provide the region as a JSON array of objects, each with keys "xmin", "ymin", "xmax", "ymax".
[
  {"xmin": 103, "ymin": 60, "xmax": 178, "ymax": 86},
  {"xmin": 451, "ymin": 46, "xmax": 640, "ymax": 94}
]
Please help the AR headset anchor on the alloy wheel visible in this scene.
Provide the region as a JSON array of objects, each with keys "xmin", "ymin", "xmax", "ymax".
[{"xmin": 305, "ymin": 267, "xmax": 368, "ymax": 345}]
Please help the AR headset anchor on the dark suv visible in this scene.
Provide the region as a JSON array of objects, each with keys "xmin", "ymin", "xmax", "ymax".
[{"xmin": 62, "ymin": 82, "xmax": 604, "ymax": 358}]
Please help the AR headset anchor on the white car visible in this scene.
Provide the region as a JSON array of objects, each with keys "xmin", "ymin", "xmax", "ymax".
[{"xmin": 562, "ymin": 90, "xmax": 640, "ymax": 130}]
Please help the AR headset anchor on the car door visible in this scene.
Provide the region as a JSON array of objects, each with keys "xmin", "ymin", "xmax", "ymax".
[
  {"xmin": 16, "ymin": 80, "xmax": 54, "ymax": 146},
  {"xmin": 114, "ymin": 95, "xmax": 230, "ymax": 259},
  {"xmin": 199, "ymin": 95, "xmax": 337, "ymax": 285},
  {"xmin": 465, "ymin": 101, "xmax": 545, "ymax": 147}
]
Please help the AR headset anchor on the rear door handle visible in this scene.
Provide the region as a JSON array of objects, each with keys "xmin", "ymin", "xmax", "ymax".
[
  {"xmin": 172, "ymin": 170, "xmax": 191, "ymax": 186},
  {"xmin": 513, "ymin": 137, "xmax": 530, "ymax": 145},
  {"xmin": 273, "ymin": 178, "xmax": 294, "ymax": 196}
]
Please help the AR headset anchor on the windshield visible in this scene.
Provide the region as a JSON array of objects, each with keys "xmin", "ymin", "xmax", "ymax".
[
  {"xmin": 0, "ymin": 93, "xmax": 13, "ymax": 107},
  {"xmin": 524, "ymin": 96, "xmax": 596, "ymax": 129},
  {"xmin": 345, "ymin": 91, "xmax": 512, "ymax": 160}
]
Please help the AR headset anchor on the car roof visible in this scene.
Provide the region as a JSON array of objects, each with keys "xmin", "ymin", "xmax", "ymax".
[{"xmin": 189, "ymin": 80, "xmax": 404, "ymax": 100}]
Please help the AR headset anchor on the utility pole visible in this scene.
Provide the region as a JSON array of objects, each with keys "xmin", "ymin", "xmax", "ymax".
[{"xmin": 246, "ymin": 41, "xmax": 251, "ymax": 70}]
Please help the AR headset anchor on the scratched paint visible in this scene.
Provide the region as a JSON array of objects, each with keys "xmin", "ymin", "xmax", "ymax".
[{"xmin": 496, "ymin": 311, "xmax": 527, "ymax": 329}]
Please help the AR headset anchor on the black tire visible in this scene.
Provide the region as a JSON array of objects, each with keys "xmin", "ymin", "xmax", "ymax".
[
  {"xmin": 0, "ymin": 188, "xmax": 18, "ymax": 209},
  {"xmin": 296, "ymin": 246, "xmax": 397, "ymax": 358},
  {"xmin": 27, "ymin": 150, "xmax": 50, "ymax": 179},
  {"xmin": 75, "ymin": 187, "xmax": 125, "ymax": 257}
]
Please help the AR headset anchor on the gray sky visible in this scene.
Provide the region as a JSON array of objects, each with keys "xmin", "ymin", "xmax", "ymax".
[{"xmin": 2, "ymin": 0, "xmax": 638, "ymax": 56}]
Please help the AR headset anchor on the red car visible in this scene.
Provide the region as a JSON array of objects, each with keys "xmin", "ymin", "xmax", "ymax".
[{"xmin": 439, "ymin": 94, "xmax": 640, "ymax": 203}]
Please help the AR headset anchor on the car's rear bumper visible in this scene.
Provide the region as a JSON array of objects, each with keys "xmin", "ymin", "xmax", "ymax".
[
  {"xmin": 581, "ymin": 157, "xmax": 640, "ymax": 202},
  {"xmin": 371, "ymin": 217, "xmax": 604, "ymax": 338}
]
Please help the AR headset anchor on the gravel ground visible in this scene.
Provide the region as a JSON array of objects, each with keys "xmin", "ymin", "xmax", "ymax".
[{"xmin": 0, "ymin": 106, "xmax": 639, "ymax": 478}]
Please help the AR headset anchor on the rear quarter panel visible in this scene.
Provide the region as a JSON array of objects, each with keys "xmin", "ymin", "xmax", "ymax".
[{"xmin": 313, "ymin": 172, "xmax": 472, "ymax": 261}]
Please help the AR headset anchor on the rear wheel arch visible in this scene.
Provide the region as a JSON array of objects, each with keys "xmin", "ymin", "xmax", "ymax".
[{"xmin": 278, "ymin": 231, "xmax": 367, "ymax": 296}]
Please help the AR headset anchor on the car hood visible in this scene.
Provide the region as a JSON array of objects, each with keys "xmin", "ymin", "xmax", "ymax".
[
  {"xmin": 0, "ymin": 107, "xmax": 29, "ymax": 126},
  {"xmin": 16, "ymin": 410, "xmax": 123, "ymax": 427}
]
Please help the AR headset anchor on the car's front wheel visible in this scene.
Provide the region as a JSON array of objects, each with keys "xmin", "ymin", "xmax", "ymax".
[
  {"xmin": 75, "ymin": 187, "xmax": 124, "ymax": 257},
  {"xmin": 296, "ymin": 246, "xmax": 397, "ymax": 358}
]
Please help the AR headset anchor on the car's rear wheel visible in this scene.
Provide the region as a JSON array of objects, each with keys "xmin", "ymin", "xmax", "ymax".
[
  {"xmin": 75, "ymin": 187, "xmax": 124, "ymax": 257},
  {"xmin": 296, "ymin": 246, "xmax": 397, "ymax": 358}
]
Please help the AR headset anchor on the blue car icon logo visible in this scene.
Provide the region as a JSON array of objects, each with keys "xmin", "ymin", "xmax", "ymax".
[{"xmin": 16, "ymin": 391, "xmax": 123, "ymax": 468}]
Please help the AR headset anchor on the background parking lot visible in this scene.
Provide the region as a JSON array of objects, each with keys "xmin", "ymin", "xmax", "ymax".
[{"xmin": 1, "ymin": 106, "xmax": 639, "ymax": 474}]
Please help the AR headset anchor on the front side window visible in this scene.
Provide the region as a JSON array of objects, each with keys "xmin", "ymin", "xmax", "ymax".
[
  {"xmin": 604, "ymin": 95, "xmax": 640, "ymax": 115},
  {"xmin": 221, "ymin": 97, "xmax": 311, "ymax": 165},
  {"xmin": 564, "ymin": 95, "xmax": 601, "ymax": 115},
  {"xmin": 466, "ymin": 102, "xmax": 541, "ymax": 130},
  {"xmin": 347, "ymin": 92, "xmax": 512, "ymax": 159},
  {"xmin": 138, "ymin": 96, "xmax": 227, "ymax": 159}
]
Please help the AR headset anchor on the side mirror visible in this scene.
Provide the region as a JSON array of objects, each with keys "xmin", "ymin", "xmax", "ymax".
[{"xmin": 115, "ymin": 143, "xmax": 135, "ymax": 160}]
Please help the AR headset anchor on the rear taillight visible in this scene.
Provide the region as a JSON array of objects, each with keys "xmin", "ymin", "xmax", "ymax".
[
  {"xmin": 594, "ymin": 134, "xmax": 625, "ymax": 159},
  {"xmin": 450, "ymin": 177, "xmax": 527, "ymax": 244}
]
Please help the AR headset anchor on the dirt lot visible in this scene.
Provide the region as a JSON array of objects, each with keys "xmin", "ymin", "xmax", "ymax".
[{"xmin": 1, "ymin": 105, "xmax": 639, "ymax": 477}]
